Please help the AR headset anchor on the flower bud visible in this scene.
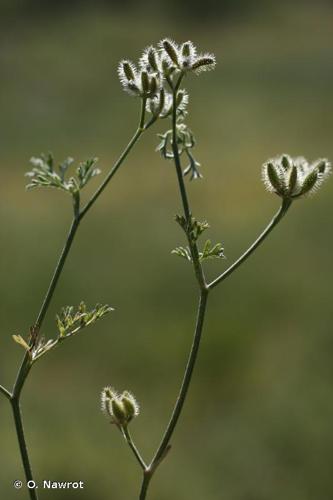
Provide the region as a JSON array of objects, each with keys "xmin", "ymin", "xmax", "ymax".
[
  {"xmin": 191, "ymin": 55, "xmax": 216, "ymax": 74},
  {"xmin": 141, "ymin": 70, "xmax": 150, "ymax": 94},
  {"xmin": 161, "ymin": 38, "xmax": 180, "ymax": 66},
  {"xmin": 262, "ymin": 154, "xmax": 331, "ymax": 199},
  {"xmin": 101, "ymin": 387, "xmax": 140, "ymax": 427}
]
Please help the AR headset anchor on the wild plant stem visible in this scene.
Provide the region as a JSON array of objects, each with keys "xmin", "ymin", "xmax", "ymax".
[
  {"xmin": 11, "ymin": 398, "xmax": 38, "ymax": 500},
  {"xmin": 0, "ymin": 384, "xmax": 11, "ymax": 399},
  {"xmin": 138, "ymin": 83, "xmax": 209, "ymax": 499},
  {"xmin": 208, "ymin": 198, "xmax": 292, "ymax": 289},
  {"xmin": 7, "ymin": 100, "xmax": 148, "ymax": 500},
  {"xmin": 121, "ymin": 426, "xmax": 147, "ymax": 470}
]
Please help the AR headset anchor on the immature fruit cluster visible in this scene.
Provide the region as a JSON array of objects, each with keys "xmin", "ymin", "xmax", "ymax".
[
  {"xmin": 101, "ymin": 387, "xmax": 139, "ymax": 427},
  {"xmin": 262, "ymin": 154, "xmax": 331, "ymax": 199},
  {"xmin": 118, "ymin": 38, "xmax": 216, "ymax": 120}
]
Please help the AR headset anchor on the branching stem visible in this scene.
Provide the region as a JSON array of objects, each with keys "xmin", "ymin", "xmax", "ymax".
[
  {"xmin": 5, "ymin": 99, "xmax": 148, "ymax": 500},
  {"xmin": 137, "ymin": 82, "xmax": 292, "ymax": 500},
  {"xmin": 208, "ymin": 198, "xmax": 292, "ymax": 289},
  {"xmin": 138, "ymin": 79, "xmax": 209, "ymax": 499},
  {"xmin": 121, "ymin": 426, "xmax": 147, "ymax": 470}
]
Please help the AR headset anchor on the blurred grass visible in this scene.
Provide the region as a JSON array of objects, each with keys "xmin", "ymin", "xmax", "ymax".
[{"xmin": 0, "ymin": 2, "xmax": 333, "ymax": 499}]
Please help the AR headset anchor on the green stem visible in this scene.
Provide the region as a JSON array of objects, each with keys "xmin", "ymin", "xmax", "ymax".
[
  {"xmin": 121, "ymin": 426, "xmax": 147, "ymax": 470},
  {"xmin": 139, "ymin": 471, "xmax": 152, "ymax": 500},
  {"xmin": 0, "ymin": 384, "xmax": 11, "ymax": 399},
  {"xmin": 151, "ymin": 290, "xmax": 208, "ymax": 466},
  {"xmin": 8, "ymin": 98, "xmax": 148, "ymax": 500},
  {"xmin": 80, "ymin": 98, "xmax": 146, "ymax": 219},
  {"xmin": 138, "ymin": 83, "xmax": 210, "ymax": 499},
  {"xmin": 11, "ymin": 398, "xmax": 38, "ymax": 500},
  {"xmin": 208, "ymin": 198, "xmax": 292, "ymax": 290},
  {"xmin": 170, "ymin": 87, "xmax": 207, "ymax": 291},
  {"xmin": 12, "ymin": 217, "xmax": 80, "ymax": 399}
]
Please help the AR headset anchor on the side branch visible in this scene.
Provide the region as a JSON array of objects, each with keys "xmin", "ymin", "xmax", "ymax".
[
  {"xmin": 122, "ymin": 426, "xmax": 147, "ymax": 470},
  {"xmin": 208, "ymin": 198, "xmax": 292, "ymax": 290},
  {"xmin": 80, "ymin": 98, "xmax": 147, "ymax": 219},
  {"xmin": 0, "ymin": 384, "xmax": 11, "ymax": 400}
]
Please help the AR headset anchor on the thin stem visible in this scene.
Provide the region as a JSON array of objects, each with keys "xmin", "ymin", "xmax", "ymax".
[
  {"xmin": 139, "ymin": 472, "xmax": 152, "ymax": 500},
  {"xmin": 0, "ymin": 384, "xmax": 11, "ymax": 399},
  {"xmin": 121, "ymin": 426, "xmax": 147, "ymax": 470},
  {"xmin": 170, "ymin": 87, "xmax": 207, "ymax": 291},
  {"xmin": 139, "ymin": 87, "xmax": 210, "ymax": 499},
  {"xmin": 12, "ymin": 217, "xmax": 80, "ymax": 399},
  {"xmin": 80, "ymin": 98, "xmax": 146, "ymax": 219},
  {"xmin": 11, "ymin": 398, "xmax": 38, "ymax": 500},
  {"xmin": 8, "ymin": 98, "xmax": 149, "ymax": 500},
  {"xmin": 208, "ymin": 198, "xmax": 292, "ymax": 290},
  {"xmin": 151, "ymin": 290, "xmax": 208, "ymax": 467}
]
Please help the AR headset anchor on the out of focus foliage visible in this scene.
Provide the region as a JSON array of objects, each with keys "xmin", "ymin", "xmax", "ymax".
[{"xmin": 0, "ymin": 1, "xmax": 332, "ymax": 499}]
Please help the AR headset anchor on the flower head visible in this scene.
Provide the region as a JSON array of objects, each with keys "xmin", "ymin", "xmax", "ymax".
[
  {"xmin": 262, "ymin": 154, "xmax": 331, "ymax": 199},
  {"xmin": 158, "ymin": 38, "xmax": 216, "ymax": 75},
  {"xmin": 101, "ymin": 387, "xmax": 140, "ymax": 427},
  {"xmin": 118, "ymin": 59, "xmax": 161, "ymax": 98}
]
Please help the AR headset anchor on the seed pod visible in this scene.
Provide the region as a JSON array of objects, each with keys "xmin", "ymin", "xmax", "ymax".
[
  {"xmin": 267, "ymin": 162, "xmax": 284, "ymax": 194},
  {"xmin": 141, "ymin": 71, "xmax": 150, "ymax": 94},
  {"xmin": 281, "ymin": 154, "xmax": 292, "ymax": 170},
  {"xmin": 155, "ymin": 88, "xmax": 165, "ymax": 116},
  {"xmin": 149, "ymin": 76, "xmax": 158, "ymax": 96},
  {"xmin": 192, "ymin": 56, "xmax": 216, "ymax": 73},
  {"xmin": 316, "ymin": 159, "xmax": 329, "ymax": 174},
  {"xmin": 300, "ymin": 170, "xmax": 318, "ymax": 196},
  {"xmin": 111, "ymin": 399, "xmax": 127, "ymax": 426},
  {"xmin": 121, "ymin": 391, "xmax": 139, "ymax": 422},
  {"xmin": 182, "ymin": 42, "xmax": 192, "ymax": 57},
  {"xmin": 161, "ymin": 39, "xmax": 179, "ymax": 66},
  {"xmin": 147, "ymin": 47, "xmax": 159, "ymax": 72},
  {"xmin": 288, "ymin": 165, "xmax": 298, "ymax": 194},
  {"xmin": 122, "ymin": 61, "xmax": 135, "ymax": 81}
]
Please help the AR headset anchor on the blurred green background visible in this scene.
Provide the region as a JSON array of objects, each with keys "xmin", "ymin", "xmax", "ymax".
[{"xmin": 1, "ymin": 1, "xmax": 333, "ymax": 499}]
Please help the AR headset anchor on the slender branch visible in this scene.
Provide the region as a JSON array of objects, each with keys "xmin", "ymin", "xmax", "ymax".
[
  {"xmin": 12, "ymin": 217, "xmax": 80, "ymax": 399},
  {"xmin": 80, "ymin": 98, "xmax": 146, "ymax": 219},
  {"xmin": 208, "ymin": 198, "xmax": 292, "ymax": 290},
  {"xmin": 121, "ymin": 426, "xmax": 147, "ymax": 470},
  {"xmin": 0, "ymin": 384, "xmax": 11, "ymax": 400},
  {"xmin": 139, "ymin": 83, "xmax": 210, "ymax": 499},
  {"xmin": 11, "ymin": 398, "xmax": 38, "ymax": 500},
  {"xmin": 170, "ymin": 87, "xmax": 207, "ymax": 291},
  {"xmin": 8, "ymin": 99, "xmax": 149, "ymax": 500},
  {"xmin": 151, "ymin": 290, "xmax": 208, "ymax": 468}
]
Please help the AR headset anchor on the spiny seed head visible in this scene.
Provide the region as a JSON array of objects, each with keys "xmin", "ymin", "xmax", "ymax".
[
  {"xmin": 139, "ymin": 45, "xmax": 160, "ymax": 73},
  {"xmin": 101, "ymin": 386, "xmax": 140, "ymax": 427},
  {"xmin": 160, "ymin": 38, "xmax": 180, "ymax": 66},
  {"xmin": 182, "ymin": 41, "xmax": 196, "ymax": 58},
  {"xmin": 262, "ymin": 154, "xmax": 331, "ymax": 199},
  {"xmin": 121, "ymin": 391, "xmax": 140, "ymax": 421},
  {"xmin": 191, "ymin": 54, "xmax": 216, "ymax": 74},
  {"xmin": 118, "ymin": 59, "xmax": 137, "ymax": 84},
  {"xmin": 141, "ymin": 71, "xmax": 150, "ymax": 94}
]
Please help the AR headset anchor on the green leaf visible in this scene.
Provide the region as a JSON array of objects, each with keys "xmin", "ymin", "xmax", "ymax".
[
  {"xmin": 25, "ymin": 155, "xmax": 101, "ymax": 196},
  {"xmin": 171, "ymin": 246, "xmax": 192, "ymax": 261},
  {"xmin": 199, "ymin": 240, "xmax": 225, "ymax": 261},
  {"xmin": 56, "ymin": 302, "xmax": 114, "ymax": 339}
]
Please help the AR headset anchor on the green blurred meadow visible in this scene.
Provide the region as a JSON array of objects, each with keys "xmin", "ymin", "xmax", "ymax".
[{"xmin": 0, "ymin": 1, "xmax": 333, "ymax": 498}]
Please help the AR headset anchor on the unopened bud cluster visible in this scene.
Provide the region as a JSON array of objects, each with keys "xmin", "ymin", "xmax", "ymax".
[
  {"xmin": 262, "ymin": 154, "xmax": 331, "ymax": 199},
  {"xmin": 118, "ymin": 38, "xmax": 216, "ymax": 120},
  {"xmin": 101, "ymin": 387, "xmax": 139, "ymax": 427}
]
